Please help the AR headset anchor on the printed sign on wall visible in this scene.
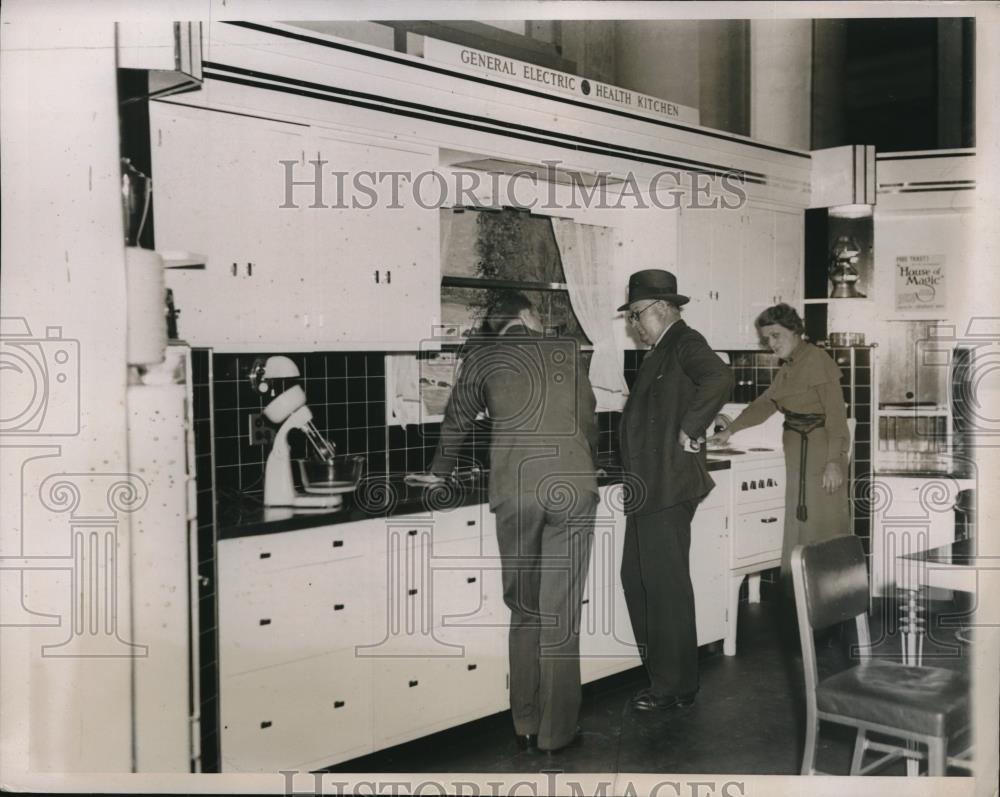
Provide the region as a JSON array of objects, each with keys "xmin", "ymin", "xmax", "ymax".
[{"xmin": 894, "ymin": 254, "xmax": 946, "ymax": 311}]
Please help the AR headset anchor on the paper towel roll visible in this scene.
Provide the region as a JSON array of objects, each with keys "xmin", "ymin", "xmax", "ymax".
[{"xmin": 126, "ymin": 246, "xmax": 166, "ymax": 365}]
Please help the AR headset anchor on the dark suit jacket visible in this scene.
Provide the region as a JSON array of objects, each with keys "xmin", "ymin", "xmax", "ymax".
[
  {"xmin": 431, "ymin": 325, "xmax": 599, "ymax": 511},
  {"xmin": 619, "ymin": 319, "xmax": 734, "ymax": 516}
]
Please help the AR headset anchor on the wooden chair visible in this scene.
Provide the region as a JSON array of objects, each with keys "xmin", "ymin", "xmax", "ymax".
[{"xmin": 791, "ymin": 535, "xmax": 971, "ymax": 775}]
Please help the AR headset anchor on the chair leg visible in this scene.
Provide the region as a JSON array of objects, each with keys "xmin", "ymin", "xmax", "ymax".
[
  {"xmin": 801, "ymin": 718, "xmax": 819, "ymax": 775},
  {"xmin": 850, "ymin": 729, "xmax": 867, "ymax": 775},
  {"xmin": 927, "ymin": 736, "xmax": 946, "ymax": 776}
]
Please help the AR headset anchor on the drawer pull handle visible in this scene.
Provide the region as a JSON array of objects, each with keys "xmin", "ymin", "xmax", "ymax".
[
  {"xmin": 408, "ymin": 529, "xmax": 418, "ymax": 536},
  {"xmin": 332, "ymin": 540, "xmax": 343, "ymax": 548},
  {"xmin": 408, "ymin": 588, "xmax": 418, "ymax": 596},
  {"xmin": 582, "ymin": 598, "xmax": 590, "ymax": 605},
  {"xmin": 259, "ymin": 618, "xmax": 271, "ymax": 626},
  {"xmin": 466, "ymin": 520, "xmax": 476, "ymax": 526},
  {"xmin": 259, "ymin": 552, "xmax": 271, "ymax": 559},
  {"xmin": 334, "ymin": 603, "xmax": 345, "ymax": 611},
  {"xmin": 467, "ymin": 664, "xmax": 477, "ymax": 671},
  {"xmin": 334, "ymin": 700, "xmax": 345, "ymax": 708},
  {"xmin": 467, "ymin": 577, "xmax": 477, "ymax": 584},
  {"xmin": 761, "ymin": 517, "xmax": 778, "ymax": 524},
  {"xmin": 408, "ymin": 679, "xmax": 419, "ymax": 688},
  {"xmin": 260, "ymin": 720, "xmax": 272, "ymax": 729}
]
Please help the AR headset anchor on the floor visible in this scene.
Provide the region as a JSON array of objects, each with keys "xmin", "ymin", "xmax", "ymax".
[{"xmin": 324, "ymin": 595, "xmax": 973, "ymax": 776}]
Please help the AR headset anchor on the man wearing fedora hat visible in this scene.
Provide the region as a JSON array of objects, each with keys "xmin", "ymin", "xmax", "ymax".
[{"xmin": 617, "ymin": 269, "xmax": 733, "ymax": 711}]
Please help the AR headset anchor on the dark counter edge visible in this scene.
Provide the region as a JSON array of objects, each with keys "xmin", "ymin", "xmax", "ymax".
[{"xmin": 218, "ymin": 460, "xmax": 732, "ymax": 540}]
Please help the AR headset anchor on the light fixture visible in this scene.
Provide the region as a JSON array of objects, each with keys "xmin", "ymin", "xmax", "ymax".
[
  {"xmin": 828, "ymin": 203, "xmax": 873, "ymax": 219},
  {"xmin": 829, "ymin": 234, "xmax": 866, "ymax": 298}
]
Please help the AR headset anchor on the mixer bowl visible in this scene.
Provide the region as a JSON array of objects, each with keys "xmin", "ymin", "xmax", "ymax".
[{"xmin": 295, "ymin": 455, "xmax": 365, "ymax": 494}]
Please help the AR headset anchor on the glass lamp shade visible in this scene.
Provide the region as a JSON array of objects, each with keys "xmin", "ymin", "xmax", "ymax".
[{"xmin": 829, "ymin": 234, "xmax": 865, "ymax": 298}]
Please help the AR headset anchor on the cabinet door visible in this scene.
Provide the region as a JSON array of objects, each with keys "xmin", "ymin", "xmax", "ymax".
[
  {"xmin": 773, "ymin": 210, "xmax": 803, "ymax": 307},
  {"xmin": 219, "ymin": 648, "xmax": 374, "ymax": 772},
  {"xmin": 707, "ymin": 211, "xmax": 744, "ymax": 348},
  {"xmin": 308, "ymin": 128, "xmax": 439, "ymax": 348},
  {"xmin": 676, "ymin": 206, "xmax": 715, "ymax": 339},
  {"xmin": 691, "ymin": 505, "xmax": 728, "ymax": 646},
  {"xmin": 151, "ymin": 102, "xmax": 309, "ymax": 346},
  {"xmin": 740, "ymin": 209, "xmax": 777, "ymax": 346}
]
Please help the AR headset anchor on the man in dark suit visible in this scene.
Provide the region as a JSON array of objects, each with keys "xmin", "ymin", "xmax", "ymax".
[
  {"xmin": 409, "ymin": 293, "xmax": 598, "ymax": 753},
  {"xmin": 617, "ymin": 270, "xmax": 733, "ymax": 711}
]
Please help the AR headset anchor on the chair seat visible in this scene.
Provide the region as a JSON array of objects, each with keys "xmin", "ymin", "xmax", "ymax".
[{"xmin": 817, "ymin": 660, "xmax": 969, "ymax": 738}]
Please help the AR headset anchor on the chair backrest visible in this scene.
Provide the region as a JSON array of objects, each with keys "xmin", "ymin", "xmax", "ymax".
[{"xmin": 793, "ymin": 535, "xmax": 869, "ymax": 631}]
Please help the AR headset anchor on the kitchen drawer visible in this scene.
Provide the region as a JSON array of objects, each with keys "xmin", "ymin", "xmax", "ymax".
[
  {"xmin": 219, "ymin": 559, "xmax": 380, "ymax": 676},
  {"xmin": 432, "ymin": 559, "xmax": 506, "ymax": 629},
  {"xmin": 219, "ymin": 648, "xmax": 374, "ymax": 772},
  {"xmin": 734, "ymin": 464, "xmax": 785, "ymax": 505},
  {"xmin": 734, "ymin": 505, "xmax": 785, "ymax": 565},
  {"xmin": 372, "ymin": 630, "xmax": 507, "ymax": 746},
  {"xmin": 219, "ymin": 518, "xmax": 387, "ymax": 575},
  {"xmin": 431, "ymin": 503, "xmax": 492, "ymax": 545}
]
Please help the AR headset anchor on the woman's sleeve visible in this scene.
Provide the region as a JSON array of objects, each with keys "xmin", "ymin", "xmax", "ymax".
[
  {"xmin": 726, "ymin": 386, "xmax": 777, "ymax": 433},
  {"xmin": 816, "ymin": 360, "xmax": 850, "ymax": 465}
]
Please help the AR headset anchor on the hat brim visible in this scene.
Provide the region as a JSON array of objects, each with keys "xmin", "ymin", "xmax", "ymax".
[{"xmin": 617, "ymin": 294, "xmax": 691, "ymax": 312}]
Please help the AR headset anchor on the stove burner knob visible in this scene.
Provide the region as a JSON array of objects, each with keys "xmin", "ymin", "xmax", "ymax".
[
  {"xmin": 741, "ymin": 482, "xmax": 748, "ymax": 491},
  {"xmin": 766, "ymin": 478, "xmax": 774, "ymax": 487}
]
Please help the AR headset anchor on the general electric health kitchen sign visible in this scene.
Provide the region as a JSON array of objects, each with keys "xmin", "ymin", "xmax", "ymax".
[{"xmin": 424, "ymin": 39, "xmax": 700, "ymax": 125}]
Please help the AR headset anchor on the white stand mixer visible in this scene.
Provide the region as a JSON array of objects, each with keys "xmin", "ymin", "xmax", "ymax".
[{"xmin": 251, "ymin": 356, "xmax": 346, "ymax": 509}]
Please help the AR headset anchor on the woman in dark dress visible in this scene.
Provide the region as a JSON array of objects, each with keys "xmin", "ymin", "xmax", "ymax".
[{"xmin": 710, "ymin": 304, "xmax": 851, "ymax": 574}]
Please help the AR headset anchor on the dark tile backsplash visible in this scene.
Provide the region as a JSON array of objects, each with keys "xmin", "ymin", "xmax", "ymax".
[
  {"xmin": 212, "ymin": 351, "xmax": 388, "ymax": 495},
  {"xmin": 207, "ymin": 346, "xmax": 870, "ymax": 518}
]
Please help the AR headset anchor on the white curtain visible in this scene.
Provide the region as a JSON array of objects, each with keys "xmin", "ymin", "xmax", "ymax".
[{"xmin": 551, "ymin": 218, "xmax": 627, "ymax": 411}]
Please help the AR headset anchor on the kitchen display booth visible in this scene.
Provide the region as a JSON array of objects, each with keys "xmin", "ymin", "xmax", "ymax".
[{"xmin": 141, "ymin": 19, "xmax": 818, "ymax": 774}]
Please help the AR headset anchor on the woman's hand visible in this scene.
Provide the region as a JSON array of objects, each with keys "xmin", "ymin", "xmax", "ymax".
[
  {"xmin": 707, "ymin": 429, "xmax": 732, "ymax": 447},
  {"xmin": 822, "ymin": 462, "xmax": 844, "ymax": 493}
]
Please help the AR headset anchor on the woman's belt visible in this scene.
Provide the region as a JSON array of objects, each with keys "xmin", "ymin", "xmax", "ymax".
[{"xmin": 782, "ymin": 410, "xmax": 825, "ymax": 522}]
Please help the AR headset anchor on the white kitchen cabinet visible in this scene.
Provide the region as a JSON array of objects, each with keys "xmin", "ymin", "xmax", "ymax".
[
  {"xmin": 676, "ymin": 204, "xmax": 804, "ymax": 349},
  {"xmin": 216, "ymin": 517, "xmax": 387, "ymax": 772},
  {"xmin": 367, "ymin": 508, "xmax": 508, "ymax": 748},
  {"xmin": 151, "ymin": 102, "xmax": 309, "ymax": 347},
  {"xmin": 215, "ymin": 481, "xmax": 733, "ymax": 771},
  {"xmin": 772, "ymin": 209, "xmax": 803, "ymax": 308},
  {"xmin": 739, "ymin": 208, "xmax": 777, "ymax": 342},
  {"xmin": 150, "ymin": 102, "xmax": 439, "ymax": 349},
  {"xmin": 220, "ymin": 647, "xmax": 375, "ymax": 772},
  {"xmin": 691, "ymin": 471, "xmax": 730, "ymax": 647},
  {"xmin": 308, "ymin": 127, "xmax": 439, "ymax": 347},
  {"xmin": 580, "ymin": 487, "xmax": 642, "ymax": 682},
  {"xmin": 580, "ymin": 481, "xmax": 728, "ymax": 680}
]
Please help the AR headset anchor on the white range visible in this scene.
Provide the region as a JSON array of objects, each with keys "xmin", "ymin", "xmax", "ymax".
[{"xmin": 707, "ymin": 403, "xmax": 787, "ymax": 656}]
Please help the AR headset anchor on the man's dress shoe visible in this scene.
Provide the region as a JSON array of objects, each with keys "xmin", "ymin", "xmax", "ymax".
[{"xmin": 631, "ymin": 687, "xmax": 698, "ymax": 711}]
